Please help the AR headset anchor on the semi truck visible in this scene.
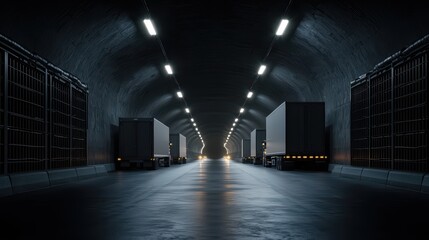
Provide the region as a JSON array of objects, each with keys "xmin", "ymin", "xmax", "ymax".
[
  {"xmin": 250, "ymin": 129, "xmax": 266, "ymax": 165},
  {"xmin": 241, "ymin": 139, "xmax": 251, "ymax": 163},
  {"xmin": 265, "ymin": 102, "xmax": 327, "ymax": 170},
  {"xmin": 117, "ymin": 118, "xmax": 170, "ymax": 169},
  {"xmin": 169, "ymin": 133, "xmax": 187, "ymax": 164}
]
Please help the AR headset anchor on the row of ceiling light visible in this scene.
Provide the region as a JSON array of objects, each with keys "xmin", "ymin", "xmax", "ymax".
[
  {"xmin": 224, "ymin": 19, "xmax": 289, "ymax": 146},
  {"xmin": 143, "ymin": 18, "xmax": 204, "ymax": 145}
]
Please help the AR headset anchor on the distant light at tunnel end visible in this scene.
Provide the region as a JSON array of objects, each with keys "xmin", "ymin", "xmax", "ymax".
[
  {"xmin": 165, "ymin": 64, "xmax": 173, "ymax": 74},
  {"xmin": 143, "ymin": 19, "xmax": 157, "ymax": 36},
  {"xmin": 276, "ymin": 19, "xmax": 289, "ymax": 36},
  {"xmin": 258, "ymin": 65, "xmax": 266, "ymax": 75}
]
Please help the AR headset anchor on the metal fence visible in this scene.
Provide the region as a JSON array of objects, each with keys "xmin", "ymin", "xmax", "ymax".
[
  {"xmin": 351, "ymin": 37, "xmax": 428, "ymax": 172},
  {"xmin": 0, "ymin": 35, "xmax": 88, "ymax": 174},
  {"xmin": 350, "ymin": 79, "xmax": 369, "ymax": 167}
]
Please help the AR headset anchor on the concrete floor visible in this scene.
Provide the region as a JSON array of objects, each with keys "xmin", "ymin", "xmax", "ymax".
[{"xmin": 1, "ymin": 159, "xmax": 429, "ymax": 240}]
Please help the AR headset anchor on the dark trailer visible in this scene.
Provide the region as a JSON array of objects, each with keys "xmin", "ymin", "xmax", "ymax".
[
  {"xmin": 118, "ymin": 118, "xmax": 170, "ymax": 169},
  {"xmin": 265, "ymin": 102, "xmax": 327, "ymax": 170}
]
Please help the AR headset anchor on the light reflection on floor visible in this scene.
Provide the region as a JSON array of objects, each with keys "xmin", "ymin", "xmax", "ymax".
[{"xmin": 1, "ymin": 159, "xmax": 429, "ymax": 239}]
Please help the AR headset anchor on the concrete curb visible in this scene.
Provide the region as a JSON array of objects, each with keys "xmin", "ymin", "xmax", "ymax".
[
  {"xmin": 10, "ymin": 172, "xmax": 50, "ymax": 193},
  {"xmin": 341, "ymin": 166, "xmax": 362, "ymax": 179},
  {"xmin": 361, "ymin": 168, "xmax": 389, "ymax": 184},
  {"xmin": 0, "ymin": 163, "xmax": 114, "ymax": 198},
  {"xmin": 421, "ymin": 174, "xmax": 429, "ymax": 193},
  {"xmin": 329, "ymin": 164, "xmax": 428, "ymax": 193},
  {"xmin": 48, "ymin": 169, "xmax": 78, "ymax": 185},
  {"xmin": 329, "ymin": 164, "xmax": 343, "ymax": 175},
  {"xmin": 0, "ymin": 176, "xmax": 12, "ymax": 197},
  {"xmin": 387, "ymin": 171, "xmax": 424, "ymax": 191},
  {"xmin": 104, "ymin": 163, "xmax": 116, "ymax": 172},
  {"xmin": 95, "ymin": 165, "xmax": 108, "ymax": 176},
  {"xmin": 76, "ymin": 166, "xmax": 97, "ymax": 180}
]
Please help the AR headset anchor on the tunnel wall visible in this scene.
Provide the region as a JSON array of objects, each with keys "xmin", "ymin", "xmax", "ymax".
[
  {"xmin": 1, "ymin": 0, "xmax": 428, "ymax": 164},
  {"xmin": 0, "ymin": 2, "xmax": 131, "ymax": 165},
  {"xmin": 292, "ymin": 1, "xmax": 429, "ymax": 164}
]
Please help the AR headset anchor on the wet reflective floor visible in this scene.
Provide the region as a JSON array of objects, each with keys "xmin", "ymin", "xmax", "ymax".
[{"xmin": 1, "ymin": 159, "xmax": 429, "ymax": 240}]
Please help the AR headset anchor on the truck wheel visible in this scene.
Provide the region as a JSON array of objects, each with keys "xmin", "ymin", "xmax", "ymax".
[{"xmin": 154, "ymin": 160, "xmax": 159, "ymax": 170}]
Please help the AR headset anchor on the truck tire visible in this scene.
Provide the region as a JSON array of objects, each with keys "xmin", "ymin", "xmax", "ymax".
[{"xmin": 153, "ymin": 160, "xmax": 159, "ymax": 170}]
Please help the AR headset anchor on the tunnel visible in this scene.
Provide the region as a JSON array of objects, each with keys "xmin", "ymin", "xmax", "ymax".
[{"xmin": 1, "ymin": 0, "xmax": 429, "ymax": 239}]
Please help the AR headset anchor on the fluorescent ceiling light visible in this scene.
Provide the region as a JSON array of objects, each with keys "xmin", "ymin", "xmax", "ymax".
[
  {"xmin": 235, "ymin": 118, "xmax": 238, "ymax": 122},
  {"xmin": 231, "ymin": 128, "xmax": 234, "ymax": 131},
  {"xmin": 247, "ymin": 91, "xmax": 253, "ymax": 98},
  {"xmin": 165, "ymin": 65, "xmax": 173, "ymax": 75},
  {"xmin": 276, "ymin": 19, "xmax": 289, "ymax": 36},
  {"xmin": 240, "ymin": 108, "xmax": 245, "ymax": 113},
  {"xmin": 191, "ymin": 118, "xmax": 194, "ymax": 122},
  {"xmin": 143, "ymin": 19, "xmax": 157, "ymax": 36},
  {"xmin": 258, "ymin": 65, "xmax": 266, "ymax": 75},
  {"xmin": 185, "ymin": 108, "xmax": 190, "ymax": 113},
  {"xmin": 195, "ymin": 128, "xmax": 198, "ymax": 131},
  {"xmin": 193, "ymin": 123, "xmax": 196, "ymax": 126},
  {"xmin": 233, "ymin": 123, "xmax": 236, "ymax": 126},
  {"xmin": 177, "ymin": 91, "xmax": 183, "ymax": 98}
]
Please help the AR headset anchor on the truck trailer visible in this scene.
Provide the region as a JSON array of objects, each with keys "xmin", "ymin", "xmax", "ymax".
[
  {"xmin": 250, "ymin": 129, "xmax": 266, "ymax": 165},
  {"xmin": 169, "ymin": 133, "xmax": 187, "ymax": 164},
  {"xmin": 241, "ymin": 139, "xmax": 251, "ymax": 163},
  {"xmin": 118, "ymin": 118, "xmax": 170, "ymax": 169},
  {"xmin": 265, "ymin": 102, "xmax": 327, "ymax": 170}
]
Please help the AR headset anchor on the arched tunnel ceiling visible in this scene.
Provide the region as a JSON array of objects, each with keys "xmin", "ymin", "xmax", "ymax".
[{"xmin": 1, "ymin": 0, "xmax": 428, "ymax": 159}]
